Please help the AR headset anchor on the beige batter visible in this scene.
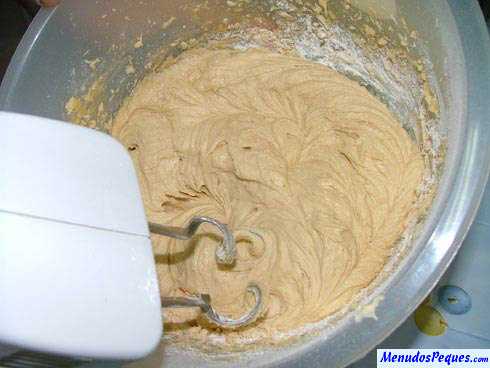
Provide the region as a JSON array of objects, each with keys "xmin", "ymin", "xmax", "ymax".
[{"xmin": 112, "ymin": 48, "xmax": 424, "ymax": 345}]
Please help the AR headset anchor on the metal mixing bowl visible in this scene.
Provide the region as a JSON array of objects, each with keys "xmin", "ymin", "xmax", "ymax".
[{"xmin": 1, "ymin": 0, "xmax": 489, "ymax": 367}]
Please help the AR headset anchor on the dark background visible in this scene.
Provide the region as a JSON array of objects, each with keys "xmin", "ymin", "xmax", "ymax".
[
  {"xmin": 480, "ymin": 0, "xmax": 489, "ymax": 22},
  {"xmin": 0, "ymin": 0, "xmax": 489, "ymax": 82}
]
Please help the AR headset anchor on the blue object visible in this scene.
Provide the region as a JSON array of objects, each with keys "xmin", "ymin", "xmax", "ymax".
[{"xmin": 438, "ymin": 285, "xmax": 472, "ymax": 315}]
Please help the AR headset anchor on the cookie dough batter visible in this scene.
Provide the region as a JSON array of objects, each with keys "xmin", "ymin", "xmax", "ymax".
[{"xmin": 112, "ymin": 48, "xmax": 424, "ymax": 344}]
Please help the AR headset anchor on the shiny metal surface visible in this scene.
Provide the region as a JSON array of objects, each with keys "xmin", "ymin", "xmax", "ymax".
[
  {"xmin": 0, "ymin": 0, "xmax": 489, "ymax": 367},
  {"xmin": 149, "ymin": 216, "xmax": 236, "ymax": 265},
  {"xmin": 161, "ymin": 284, "xmax": 263, "ymax": 329},
  {"xmin": 150, "ymin": 216, "xmax": 263, "ymax": 328}
]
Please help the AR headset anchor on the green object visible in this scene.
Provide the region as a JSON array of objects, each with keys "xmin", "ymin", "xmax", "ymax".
[{"xmin": 414, "ymin": 305, "xmax": 447, "ymax": 336}]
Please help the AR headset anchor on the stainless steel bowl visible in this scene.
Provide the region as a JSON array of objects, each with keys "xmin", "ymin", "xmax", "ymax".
[{"xmin": 1, "ymin": 0, "xmax": 489, "ymax": 367}]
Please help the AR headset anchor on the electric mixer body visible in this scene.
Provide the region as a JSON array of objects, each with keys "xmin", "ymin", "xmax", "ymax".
[{"xmin": 0, "ymin": 112, "xmax": 261, "ymax": 362}]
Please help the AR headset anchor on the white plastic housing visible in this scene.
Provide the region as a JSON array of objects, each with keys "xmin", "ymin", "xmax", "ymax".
[{"xmin": 0, "ymin": 112, "xmax": 162, "ymax": 360}]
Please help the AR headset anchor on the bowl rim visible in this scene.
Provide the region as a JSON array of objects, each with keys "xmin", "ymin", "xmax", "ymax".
[{"xmin": 1, "ymin": 1, "xmax": 489, "ymax": 367}]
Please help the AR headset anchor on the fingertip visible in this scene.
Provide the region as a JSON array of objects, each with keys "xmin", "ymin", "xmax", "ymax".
[{"xmin": 37, "ymin": 0, "xmax": 60, "ymax": 7}]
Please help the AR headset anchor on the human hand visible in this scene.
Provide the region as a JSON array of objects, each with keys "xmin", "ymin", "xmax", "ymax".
[{"xmin": 37, "ymin": 0, "xmax": 60, "ymax": 6}]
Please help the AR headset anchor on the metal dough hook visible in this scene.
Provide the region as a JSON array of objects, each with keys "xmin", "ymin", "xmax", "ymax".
[
  {"xmin": 148, "ymin": 216, "xmax": 236, "ymax": 265},
  {"xmin": 161, "ymin": 284, "xmax": 262, "ymax": 328},
  {"xmin": 149, "ymin": 216, "xmax": 263, "ymax": 329}
]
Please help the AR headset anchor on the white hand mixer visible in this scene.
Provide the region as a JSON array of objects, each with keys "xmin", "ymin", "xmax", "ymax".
[{"xmin": 0, "ymin": 112, "xmax": 262, "ymax": 364}]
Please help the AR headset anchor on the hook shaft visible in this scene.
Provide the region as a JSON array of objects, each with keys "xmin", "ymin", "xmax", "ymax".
[
  {"xmin": 161, "ymin": 284, "xmax": 262, "ymax": 329},
  {"xmin": 150, "ymin": 216, "xmax": 263, "ymax": 328},
  {"xmin": 148, "ymin": 216, "xmax": 236, "ymax": 265}
]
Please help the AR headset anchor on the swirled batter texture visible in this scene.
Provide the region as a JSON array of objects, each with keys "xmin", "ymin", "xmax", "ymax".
[{"xmin": 112, "ymin": 48, "xmax": 424, "ymax": 345}]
